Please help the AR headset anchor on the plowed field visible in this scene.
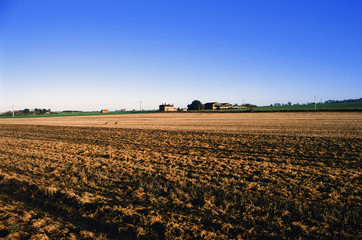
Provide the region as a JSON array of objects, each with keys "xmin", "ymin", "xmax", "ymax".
[{"xmin": 0, "ymin": 112, "xmax": 361, "ymax": 239}]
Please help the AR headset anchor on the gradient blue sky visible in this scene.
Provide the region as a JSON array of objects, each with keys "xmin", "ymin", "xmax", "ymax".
[{"xmin": 1, "ymin": 0, "xmax": 361, "ymax": 111}]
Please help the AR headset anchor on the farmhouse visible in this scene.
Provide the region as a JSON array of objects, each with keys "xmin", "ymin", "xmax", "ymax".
[
  {"xmin": 100, "ymin": 109, "xmax": 109, "ymax": 113},
  {"xmin": 204, "ymin": 102, "xmax": 233, "ymax": 110},
  {"xmin": 159, "ymin": 103, "xmax": 177, "ymax": 112}
]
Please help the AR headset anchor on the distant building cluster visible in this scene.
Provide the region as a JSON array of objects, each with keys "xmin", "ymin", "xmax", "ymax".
[
  {"xmin": 159, "ymin": 101, "xmax": 248, "ymax": 112},
  {"xmin": 205, "ymin": 102, "xmax": 248, "ymax": 110},
  {"xmin": 159, "ymin": 103, "xmax": 178, "ymax": 112},
  {"xmin": 205, "ymin": 102, "xmax": 234, "ymax": 110}
]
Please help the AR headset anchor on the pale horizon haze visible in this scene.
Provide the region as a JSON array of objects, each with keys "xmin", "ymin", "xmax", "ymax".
[{"xmin": 1, "ymin": 0, "xmax": 361, "ymax": 112}]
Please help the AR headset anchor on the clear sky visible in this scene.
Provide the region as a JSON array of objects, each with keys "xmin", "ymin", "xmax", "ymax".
[{"xmin": 1, "ymin": 0, "xmax": 361, "ymax": 112}]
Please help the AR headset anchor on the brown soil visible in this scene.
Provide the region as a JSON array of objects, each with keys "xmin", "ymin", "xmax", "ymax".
[
  {"xmin": 0, "ymin": 112, "xmax": 360, "ymax": 239},
  {"xmin": 0, "ymin": 112, "xmax": 361, "ymax": 138}
]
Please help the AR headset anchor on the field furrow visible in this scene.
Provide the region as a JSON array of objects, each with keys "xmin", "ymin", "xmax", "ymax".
[{"xmin": 0, "ymin": 113, "xmax": 361, "ymax": 239}]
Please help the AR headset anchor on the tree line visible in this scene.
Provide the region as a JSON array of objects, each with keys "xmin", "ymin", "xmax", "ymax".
[{"xmin": 0, "ymin": 108, "xmax": 52, "ymax": 116}]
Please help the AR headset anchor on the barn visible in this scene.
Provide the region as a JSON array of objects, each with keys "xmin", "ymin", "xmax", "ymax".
[
  {"xmin": 159, "ymin": 103, "xmax": 177, "ymax": 112},
  {"xmin": 204, "ymin": 102, "xmax": 233, "ymax": 110}
]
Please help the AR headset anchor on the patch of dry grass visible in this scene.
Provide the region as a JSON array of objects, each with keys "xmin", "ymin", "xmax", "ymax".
[
  {"xmin": 0, "ymin": 112, "xmax": 361, "ymax": 239},
  {"xmin": 0, "ymin": 112, "xmax": 361, "ymax": 138}
]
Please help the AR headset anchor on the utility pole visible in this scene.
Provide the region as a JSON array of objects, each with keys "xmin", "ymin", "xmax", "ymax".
[
  {"xmin": 12, "ymin": 105, "xmax": 14, "ymax": 118},
  {"xmin": 314, "ymin": 96, "xmax": 317, "ymax": 111},
  {"xmin": 140, "ymin": 100, "xmax": 142, "ymax": 111}
]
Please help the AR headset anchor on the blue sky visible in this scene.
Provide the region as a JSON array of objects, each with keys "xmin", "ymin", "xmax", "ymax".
[{"xmin": 1, "ymin": 0, "xmax": 361, "ymax": 111}]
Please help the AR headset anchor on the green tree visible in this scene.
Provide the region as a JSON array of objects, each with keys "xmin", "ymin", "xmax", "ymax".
[
  {"xmin": 245, "ymin": 104, "xmax": 257, "ymax": 112},
  {"xmin": 187, "ymin": 100, "xmax": 204, "ymax": 110}
]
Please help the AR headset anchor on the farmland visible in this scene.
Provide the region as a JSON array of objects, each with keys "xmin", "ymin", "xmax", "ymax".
[
  {"xmin": 0, "ymin": 112, "xmax": 361, "ymax": 239},
  {"xmin": 254, "ymin": 101, "xmax": 362, "ymax": 111}
]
